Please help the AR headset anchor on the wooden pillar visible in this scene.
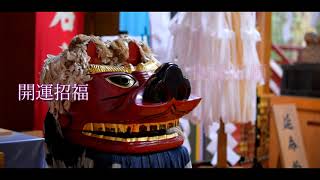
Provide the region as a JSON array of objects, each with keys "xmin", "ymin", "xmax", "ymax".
[
  {"xmin": 0, "ymin": 13, "xmax": 35, "ymax": 131},
  {"xmin": 217, "ymin": 118, "xmax": 228, "ymax": 168},
  {"xmin": 0, "ymin": 152, "xmax": 4, "ymax": 168},
  {"xmin": 85, "ymin": 12, "xmax": 120, "ymax": 36},
  {"xmin": 256, "ymin": 12, "xmax": 272, "ymax": 96}
]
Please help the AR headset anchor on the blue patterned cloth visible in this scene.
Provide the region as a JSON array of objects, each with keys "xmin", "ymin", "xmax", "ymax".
[
  {"xmin": 86, "ymin": 146, "xmax": 191, "ymax": 168},
  {"xmin": 0, "ymin": 131, "xmax": 46, "ymax": 168}
]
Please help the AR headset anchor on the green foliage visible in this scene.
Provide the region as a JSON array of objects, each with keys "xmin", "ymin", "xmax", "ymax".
[{"xmin": 271, "ymin": 12, "xmax": 319, "ymax": 61}]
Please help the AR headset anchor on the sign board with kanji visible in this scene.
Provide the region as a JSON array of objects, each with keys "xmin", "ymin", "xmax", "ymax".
[{"xmin": 272, "ymin": 104, "xmax": 309, "ymax": 168}]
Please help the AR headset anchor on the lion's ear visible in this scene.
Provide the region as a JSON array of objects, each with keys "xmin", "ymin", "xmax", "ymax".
[
  {"xmin": 127, "ymin": 41, "xmax": 142, "ymax": 66},
  {"xmin": 87, "ymin": 41, "xmax": 100, "ymax": 64}
]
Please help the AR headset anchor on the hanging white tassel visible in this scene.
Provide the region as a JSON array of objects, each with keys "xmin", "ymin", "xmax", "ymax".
[
  {"xmin": 207, "ymin": 122, "xmax": 240, "ymax": 166},
  {"xmin": 206, "ymin": 122, "xmax": 220, "ymax": 155},
  {"xmin": 180, "ymin": 118, "xmax": 192, "ymax": 155},
  {"xmin": 225, "ymin": 123, "xmax": 241, "ymax": 166}
]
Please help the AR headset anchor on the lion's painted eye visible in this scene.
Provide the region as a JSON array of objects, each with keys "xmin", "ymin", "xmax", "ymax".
[{"xmin": 105, "ymin": 74, "xmax": 136, "ymax": 88}]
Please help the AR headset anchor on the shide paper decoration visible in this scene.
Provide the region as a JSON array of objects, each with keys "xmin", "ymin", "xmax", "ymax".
[{"xmin": 167, "ymin": 12, "xmax": 264, "ymax": 166}]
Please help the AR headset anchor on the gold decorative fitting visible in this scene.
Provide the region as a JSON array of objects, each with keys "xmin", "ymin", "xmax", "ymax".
[
  {"xmin": 82, "ymin": 119, "xmax": 179, "ymax": 134},
  {"xmin": 82, "ymin": 132, "xmax": 178, "ymax": 142},
  {"xmin": 87, "ymin": 60, "xmax": 160, "ymax": 74},
  {"xmin": 81, "ymin": 119, "xmax": 180, "ymax": 142}
]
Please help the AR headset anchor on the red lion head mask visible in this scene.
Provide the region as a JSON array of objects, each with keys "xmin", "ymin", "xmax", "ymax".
[{"xmin": 41, "ymin": 34, "xmax": 201, "ymax": 154}]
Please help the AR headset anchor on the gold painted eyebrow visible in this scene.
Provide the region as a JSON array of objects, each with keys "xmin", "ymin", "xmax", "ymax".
[{"xmin": 87, "ymin": 60, "xmax": 161, "ymax": 74}]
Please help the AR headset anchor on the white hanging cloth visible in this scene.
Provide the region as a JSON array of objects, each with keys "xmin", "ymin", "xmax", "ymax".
[
  {"xmin": 282, "ymin": 12, "xmax": 293, "ymax": 43},
  {"xmin": 311, "ymin": 12, "xmax": 320, "ymax": 30},
  {"xmin": 167, "ymin": 12, "xmax": 232, "ymax": 131},
  {"xmin": 238, "ymin": 12, "xmax": 265, "ymax": 125},
  {"xmin": 167, "ymin": 12, "xmax": 264, "ymax": 134},
  {"xmin": 149, "ymin": 12, "xmax": 171, "ymax": 63},
  {"xmin": 179, "ymin": 118, "xmax": 192, "ymax": 155}
]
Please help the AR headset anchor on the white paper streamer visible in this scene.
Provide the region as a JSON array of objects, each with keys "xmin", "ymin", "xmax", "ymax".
[
  {"xmin": 167, "ymin": 12, "xmax": 263, "ymax": 127},
  {"xmin": 180, "ymin": 118, "xmax": 192, "ymax": 155},
  {"xmin": 207, "ymin": 122, "xmax": 240, "ymax": 166}
]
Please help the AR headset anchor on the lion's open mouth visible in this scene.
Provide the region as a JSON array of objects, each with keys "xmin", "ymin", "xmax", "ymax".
[{"xmin": 81, "ymin": 119, "xmax": 180, "ymax": 142}]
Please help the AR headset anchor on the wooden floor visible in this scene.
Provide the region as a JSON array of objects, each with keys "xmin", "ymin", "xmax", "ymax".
[
  {"xmin": 0, "ymin": 152, "xmax": 4, "ymax": 168},
  {"xmin": 22, "ymin": 130, "xmax": 44, "ymax": 138}
]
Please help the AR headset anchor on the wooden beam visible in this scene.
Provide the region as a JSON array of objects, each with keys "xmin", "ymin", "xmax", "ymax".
[
  {"xmin": 195, "ymin": 123, "xmax": 202, "ymax": 161},
  {"xmin": 268, "ymin": 108, "xmax": 282, "ymax": 168},
  {"xmin": 217, "ymin": 118, "xmax": 228, "ymax": 168},
  {"xmin": 0, "ymin": 152, "xmax": 4, "ymax": 168},
  {"xmin": 85, "ymin": 12, "xmax": 119, "ymax": 36},
  {"xmin": 256, "ymin": 12, "xmax": 272, "ymax": 95}
]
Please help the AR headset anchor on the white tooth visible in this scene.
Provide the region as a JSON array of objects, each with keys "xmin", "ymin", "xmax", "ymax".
[
  {"xmin": 132, "ymin": 124, "xmax": 139, "ymax": 133},
  {"xmin": 91, "ymin": 134, "xmax": 101, "ymax": 139},
  {"xmin": 107, "ymin": 124, "xmax": 116, "ymax": 133},
  {"xmin": 82, "ymin": 132, "xmax": 91, "ymax": 136},
  {"xmin": 137, "ymin": 137, "xmax": 148, "ymax": 142},
  {"xmin": 149, "ymin": 124, "xmax": 158, "ymax": 131},
  {"xmin": 167, "ymin": 133, "xmax": 178, "ymax": 139},
  {"xmin": 92, "ymin": 123, "xmax": 104, "ymax": 138},
  {"xmin": 159, "ymin": 124, "xmax": 166, "ymax": 130},
  {"xmin": 152, "ymin": 136, "xmax": 161, "ymax": 141},
  {"xmin": 105, "ymin": 136, "xmax": 116, "ymax": 141},
  {"xmin": 125, "ymin": 125, "xmax": 132, "ymax": 133},
  {"xmin": 93, "ymin": 123, "xmax": 105, "ymax": 132},
  {"xmin": 83, "ymin": 123, "xmax": 93, "ymax": 132},
  {"xmin": 118, "ymin": 124, "xmax": 125, "ymax": 133},
  {"xmin": 104, "ymin": 123, "xmax": 110, "ymax": 132},
  {"xmin": 123, "ymin": 126, "xmax": 128, "ymax": 133},
  {"xmin": 167, "ymin": 121, "xmax": 174, "ymax": 128},
  {"xmin": 112, "ymin": 124, "xmax": 118, "ymax": 133},
  {"xmin": 162, "ymin": 135, "xmax": 167, "ymax": 140}
]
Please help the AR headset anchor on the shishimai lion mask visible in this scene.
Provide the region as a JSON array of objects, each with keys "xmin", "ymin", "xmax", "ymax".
[{"xmin": 41, "ymin": 34, "xmax": 201, "ymax": 155}]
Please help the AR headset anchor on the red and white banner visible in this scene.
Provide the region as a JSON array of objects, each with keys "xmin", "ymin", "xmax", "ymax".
[{"xmin": 34, "ymin": 12, "xmax": 84, "ymax": 130}]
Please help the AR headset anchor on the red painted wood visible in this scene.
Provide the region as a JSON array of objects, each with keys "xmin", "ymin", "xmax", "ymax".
[
  {"xmin": 272, "ymin": 44, "xmax": 291, "ymax": 64},
  {"xmin": 0, "ymin": 13, "xmax": 35, "ymax": 131},
  {"xmin": 34, "ymin": 12, "xmax": 85, "ymax": 130}
]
